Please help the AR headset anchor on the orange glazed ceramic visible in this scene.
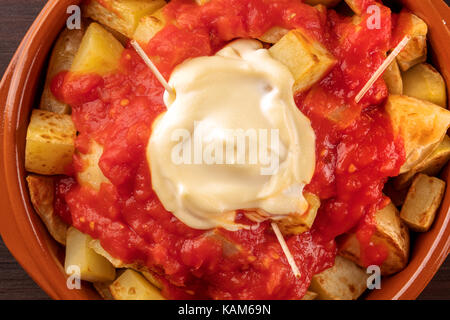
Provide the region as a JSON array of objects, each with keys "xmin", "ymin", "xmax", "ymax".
[{"xmin": 0, "ymin": 0, "xmax": 449, "ymax": 300}]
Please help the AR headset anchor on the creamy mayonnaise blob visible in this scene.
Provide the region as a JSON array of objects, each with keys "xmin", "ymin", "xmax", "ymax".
[{"xmin": 147, "ymin": 39, "xmax": 316, "ymax": 231}]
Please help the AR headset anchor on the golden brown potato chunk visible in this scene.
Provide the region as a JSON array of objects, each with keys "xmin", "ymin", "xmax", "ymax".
[
  {"xmin": 25, "ymin": 109, "xmax": 76, "ymax": 175},
  {"xmin": 70, "ymin": 23, "xmax": 124, "ymax": 76},
  {"xmin": 83, "ymin": 0, "xmax": 165, "ymax": 38},
  {"xmin": 133, "ymin": 7, "xmax": 167, "ymax": 44},
  {"xmin": 396, "ymin": 13, "xmax": 428, "ymax": 72},
  {"xmin": 40, "ymin": 26, "xmax": 85, "ymax": 114},
  {"xmin": 276, "ymin": 193, "xmax": 320, "ymax": 236},
  {"xmin": 65, "ymin": 227, "xmax": 116, "ymax": 283},
  {"xmin": 110, "ymin": 269, "xmax": 165, "ymax": 300},
  {"xmin": 400, "ymin": 174, "xmax": 446, "ymax": 232},
  {"xmin": 269, "ymin": 29, "xmax": 337, "ymax": 93},
  {"xmin": 310, "ymin": 256, "xmax": 368, "ymax": 300},
  {"xmin": 393, "ymin": 135, "xmax": 450, "ymax": 190},
  {"xmin": 402, "ymin": 63, "xmax": 447, "ymax": 108},
  {"xmin": 383, "ymin": 59, "xmax": 403, "ymax": 95},
  {"xmin": 26, "ymin": 175, "xmax": 68, "ymax": 245},
  {"xmin": 338, "ymin": 202, "xmax": 410, "ymax": 276},
  {"xmin": 385, "ymin": 95, "xmax": 450, "ymax": 174}
]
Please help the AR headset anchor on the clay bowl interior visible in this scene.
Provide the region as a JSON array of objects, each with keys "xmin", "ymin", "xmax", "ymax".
[{"xmin": 0, "ymin": 0, "xmax": 449, "ymax": 300}]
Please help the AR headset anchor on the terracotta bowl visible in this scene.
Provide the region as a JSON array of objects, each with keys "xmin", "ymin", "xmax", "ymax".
[{"xmin": 0, "ymin": 0, "xmax": 449, "ymax": 300}]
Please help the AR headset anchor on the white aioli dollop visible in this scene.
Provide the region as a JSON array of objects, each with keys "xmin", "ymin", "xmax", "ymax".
[{"xmin": 148, "ymin": 39, "xmax": 316, "ymax": 231}]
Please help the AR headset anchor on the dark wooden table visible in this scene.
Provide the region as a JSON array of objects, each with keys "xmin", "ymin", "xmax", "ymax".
[{"xmin": 0, "ymin": 0, "xmax": 449, "ymax": 300}]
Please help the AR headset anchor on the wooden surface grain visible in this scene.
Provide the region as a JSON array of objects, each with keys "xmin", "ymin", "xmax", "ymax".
[{"xmin": 0, "ymin": 0, "xmax": 449, "ymax": 300}]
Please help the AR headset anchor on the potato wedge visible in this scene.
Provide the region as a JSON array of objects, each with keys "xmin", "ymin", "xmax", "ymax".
[
  {"xmin": 276, "ymin": 193, "xmax": 320, "ymax": 236},
  {"xmin": 70, "ymin": 23, "xmax": 124, "ymax": 76},
  {"xmin": 76, "ymin": 140, "xmax": 111, "ymax": 191},
  {"xmin": 396, "ymin": 13, "xmax": 428, "ymax": 72},
  {"xmin": 269, "ymin": 29, "xmax": 337, "ymax": 93},
  {"xmin": 133, "ymin": 7, "xmax": 167, "ymax": 44},
  {"xmin": 383, "ymin": 59, "xmax": 403, "ymax": 95},
  {"xmin": 40, "ymin": 27, "xmax": 85, "ymax": 114},
  {"xmin": 402, "ymin": 63, "xmax": 447, "ymax": 108},
  {"xmin": 393, "ymin": 135, "xmax": 450, "ymax": 190},
  {"xmin": 109, "ymin": 269, "xmax": 165, "ymax": 300},
  {"xmin": 305, "ymin": 0, "xmax": 341, "ymax": 7},
  {"xmin": 83, "ymin": 0, "xmax": 165, "ymax": 38},
  {"xmin": 385, "ymin": 95, "xmax": 450, "ymax": 174},
  {"xmin": 25, "ymin": 109, "xmax": 76, "ymax": 175},
  {"xmin": 310, "ymin": 256, "xmax": 368, "ymax": 300},
  {"xmin": 338, "ymin": 201, "xmax": 410, "ymax": 275},
  {"xmin": 400, "ymin": 174, "xmax": 446, "ymax": 232},
  {"xmin": 65, "ymin": 227, "xmax": 116, "ymax": 282},
  {"xmin": 26, "ymin": 175, "xmax": 68, "ymax": 245}
]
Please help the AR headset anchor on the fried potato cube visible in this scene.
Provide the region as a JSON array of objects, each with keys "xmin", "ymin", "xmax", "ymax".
[
  {"xmin": 76, "ymin": 140, "xmax": 111, "ymax": 191},
  {"xmin": 133, "ymin": 7, "xmax": 166, "ymax": 44},
  {"xmin": 400, "ymin": 174, "xmax": 446, "ymax": 232},
  {"xmin": 305, "ymin": 0, "xmax": 341, "ymax": 7},
  {"xmin": 25, "ymin": 109, "xmax": 76, "ymax": 175},
  {"xmin": 70, "ymin": 23, "xmax": 124, "ymax": 76},
  {"xmin": 385, "ymin": 95, "xmax": 450, "ymax": 174},
  {"xmin": 269, "ymin": 29, "xmax": 337, "ymax": 93},
  {"xmin": 257, "ymin": 27, "xmax": 289, "ymax": 44},
  {"xmin": 338, "ymin": 202, "xmax": 410, "ymax": 275},
  {"xmin": 393, "ymin": 135, "xmax": 450, "ymax": 190},
  {"xmin": 196, "ymin": 0, "xmax": 211, "ymax": 4},
  {"xmin": 310, "ymin": 256, "xmax": 368, "ymax": 300},
  {"xmin": 26, "ymin": 175, "xmax": 68, "ymax": 245},
  {"xmin": 109, "ymin": 269, "xmax": 165, "ymax": 300},
  {"xmin": 40, "ymin": 26, "xmax": 85, "ymax": 114},
  {"xmin": 83, "ymin": 0, "xmax": 165, "ymax": 38},
  {"xmin": 402, "ymin": 63, "xmax": 447, "ymax": 108},
  {"xmin": 65, "ymin": 227, "xmax": 116, "ymax": 282},
  {"xmin": 276, "ymin": 193, "xmax": 320, "ymax": 236},
  {"xmin": 396, "ymin": 14, "xmax": 428, "ymax": 72},
  {"xmin": 383, "ymin": 59, "xmax": 403, "ymax": 95}
]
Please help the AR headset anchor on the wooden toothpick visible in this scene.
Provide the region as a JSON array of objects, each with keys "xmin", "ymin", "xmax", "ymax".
[
  {"xmin": 130, "ymin": 40, "xmax": 174, "ymax": 95},
  {"xmin": 271, "ymin": 222, "xmax": 301, "ymax": 279},
  {"xmin": 355, "ymin": 35, "xmax": 410, "ymax": 103}
]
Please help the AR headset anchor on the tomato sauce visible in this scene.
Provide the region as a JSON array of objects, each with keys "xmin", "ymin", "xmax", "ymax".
[{"xmin": 54, "ymin": 0, "xmax": 405, "ymax": 299}]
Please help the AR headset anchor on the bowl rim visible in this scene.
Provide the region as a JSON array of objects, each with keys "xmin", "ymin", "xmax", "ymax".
[{"xmin": 0, "ymin": 0, "xmax": 449, "ymax": 300}]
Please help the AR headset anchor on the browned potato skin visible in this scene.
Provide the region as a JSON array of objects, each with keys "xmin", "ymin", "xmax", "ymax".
[
  {"xmin": 40, "ymin": 26, "xmax": 85, "ymax": 114},
  {"xmin": 400, "ymin": 174, "xmax": 446, "ymax": 232},
  {"xmin": 26, "ymin": 175, "xmax": 68, "ymax": 245},
  {"xmin": 309, "ymin": 256, "xmax": 368, "ymax": 300},
  {"xmin": 338, "ymin": 202, "xmax": 410, "ymax": 276}
]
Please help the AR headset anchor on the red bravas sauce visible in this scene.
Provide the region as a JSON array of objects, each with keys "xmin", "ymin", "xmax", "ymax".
[{"xmin": 53, "ymin": 0, "xmax": 405, "ymax": 299}]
